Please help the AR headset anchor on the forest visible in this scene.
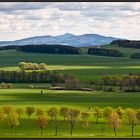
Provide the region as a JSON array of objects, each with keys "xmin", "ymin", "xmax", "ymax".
[
  {"xmin": 88, "ymin": 48, "xmax": 124, "ymax": 57},
  {"xmin": 111, "ymin": 40, "xmax": 140, "ymax": 49},
  {"xmin": 18, "ymin": 44, "xmax": 81, "ymax": 54}
]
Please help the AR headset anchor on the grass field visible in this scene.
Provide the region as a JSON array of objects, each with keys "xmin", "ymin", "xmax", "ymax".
[
  {"xmin": 0, "ymin": 46, "xmax": 140, "ymax": 138},
  {"xmin": 0, "ymin": 48, "xmax": 140, "ymax": 81},
  {"xmin": 0, "ymin": 88, "xmax": 140, "ymax": 138}
]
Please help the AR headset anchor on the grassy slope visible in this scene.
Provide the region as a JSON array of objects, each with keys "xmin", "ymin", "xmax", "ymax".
[
  {"xmin": 0, "ymin": 89, "xmax": 140, "ymax": 138},
  {"xmin": 0, "ymin": 89, "xmax": 140, "ymax": 108},
  {"xmin": 0, "ymin": 46, "xmax": 140, "ymax": 137},
  {"xmin": 0, "ymin": 48, "xmax": 140, "ymax": 81}
]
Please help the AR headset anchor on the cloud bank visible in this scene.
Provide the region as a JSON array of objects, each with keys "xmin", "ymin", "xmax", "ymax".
[{"xmin": 0, "ymin": 2, "xmax": 140, "ymax": 41}]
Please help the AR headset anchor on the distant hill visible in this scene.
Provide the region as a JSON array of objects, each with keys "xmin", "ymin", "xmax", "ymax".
[{"xmin": 0, "ymin": 33, "xmax": 120, "ymax": 47}]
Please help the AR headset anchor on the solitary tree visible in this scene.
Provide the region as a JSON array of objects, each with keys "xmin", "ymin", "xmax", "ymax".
[
  {"xmin": 93, "ymin": 106, "xmax": 102, "ymax": 123},
  {"xmin": 47, "ymin": 107, "xmax": 59, "ymax": 136},
  {"xmin": 126, "ymin": 108, "xmax": 137, "ymax": 136},
  {"xmin": 26, "ymin": 106, "xmax": 35, "ymax": 119},
  {"xmin": 37, "ymin": 114, "xmax": 48, "ymax": 135},
  {"xmin": 3, "ymin": 105, "xmax": 13, "ymax": 115},
  {"xmin": 16, "ymin": 108, "xmax": 24, "ymax": 120},
  {"xmin": 7, "ymin": 112, "xmax": 19, "ymax": 134},
  {"xmin": 59, "ymin": 107, "xmax": 69, "ymax": 121},
  {"xmin": 108, "ymin": 112, "xmax": 121, "ymax": 136},
  {"xmin": 68, "ymin": 108, "xmax": 80, "ymax": 135},
  {"xmin": 81, "ymin": 112, "xmax": 90, "ymax": 135}
]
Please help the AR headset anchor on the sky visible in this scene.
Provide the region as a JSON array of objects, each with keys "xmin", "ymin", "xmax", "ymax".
[{"xmin": 0, "ymin": 2, "xmax": 140, "ymax": 41}]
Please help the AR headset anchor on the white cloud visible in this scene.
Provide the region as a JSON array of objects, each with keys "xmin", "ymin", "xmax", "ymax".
[{"xmin": 0, "ymin": 2, "xmax": 139, "ymax": 41}]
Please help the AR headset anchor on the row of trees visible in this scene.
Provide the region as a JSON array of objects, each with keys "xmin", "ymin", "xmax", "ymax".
[
  {"xmin": 0, "ymin": 105, "xmax": 140, "ymax": 136},
  {"xmin": 0, "ymin": 70, "xmax": 70, "ymax": 83},
  {"xmin": 88, "ymin": 48, "xmax": 124, "ymax": 57},
  {"xmin": 111, "ymin": 40, "xmax": 140, "ymax": 49},
  {"xmin": 0, "ymin": 45, "xmax": 18, "ymax": 51},
  {"xmin": 18, "ymin": 62, "xmax": 48, "ymax": 70},
  {"xmin": 93, "ymin": 74, "xmax": 140, "ymax": 92},
  {"xmin": 17, "ymin": 44, "xmax": 81, "ymax": 54}
]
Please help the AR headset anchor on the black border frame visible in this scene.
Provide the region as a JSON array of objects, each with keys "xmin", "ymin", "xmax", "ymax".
[{"xmin": 0, "ymin": 0, "xmax": 140, "ymax": 2}]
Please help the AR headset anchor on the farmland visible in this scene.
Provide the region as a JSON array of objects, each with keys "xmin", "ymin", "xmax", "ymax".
[
  {"xmin": 0, "ymin": 89, "xmax": 140, "ymax": 138},
  {"xmin": 0, "ymin": 46, "xmax": 140, "ymax": 138},
  {"xmin": 0, "ymin": 47, "xmax": 140, "ymax": 81}
]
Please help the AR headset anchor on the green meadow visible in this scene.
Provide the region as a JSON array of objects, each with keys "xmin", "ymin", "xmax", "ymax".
[
  {"xmin": 0, "ymin": 89, "xmax": 140, "ymax": 138},
  {"xmin": 0, "ymin": 46, "xmax": 140, "ymax": 138},
  {"xmin": 0, "ymin": 48, "xmax": 140, "ymax": 81}
]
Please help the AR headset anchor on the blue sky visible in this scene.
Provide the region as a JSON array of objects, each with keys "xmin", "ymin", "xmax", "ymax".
[{"xmin": 0, "ymin": 2, "xmax": 140, "ymax": 41}]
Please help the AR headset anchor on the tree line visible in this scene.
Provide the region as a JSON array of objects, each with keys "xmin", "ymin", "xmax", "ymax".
[
  {"xmin": 92, "ymin": 74, "xmax": 140, "ymax": 92},
  {"xmin": 88, "ymin": 48, "xmax": 124, "ymax": 57},
  {"xmin": 0, "ymin": 45, "xmax": 18, "ymax": 51},
  {"xmin": 0, "ymin": 105, "xmax": 140, "ymax": 136},
  {"xmin": 17, "ymin": 44, "xmax": 81, "ymax": 54},
  {"xmin": 111, "ymin": 40, "xmax": 140, "ymax": 49},
  {"xmin": 0, "ymin": 70, "xmax": 70, "ymax": 83}
]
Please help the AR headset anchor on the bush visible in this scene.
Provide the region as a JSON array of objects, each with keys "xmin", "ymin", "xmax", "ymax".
[
  {"xmin": 0, "ymin": 82, "xmax": 13, "ymax": 88},
  {"xmin": 18, "ymin": 62, "xmax": 47, "ymax": 70},
  {"xmin": 65, "ymin": 77, "xmax": 81, "ymax": 90},
  {"xmin": 94, "ymin": 85, "xmax": 103, "ymax": 91}
]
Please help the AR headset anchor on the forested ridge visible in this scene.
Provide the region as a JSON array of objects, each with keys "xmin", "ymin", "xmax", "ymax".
[{"xmin": 111, "ymin": 40, "xmax": 140, "ymax": 49}]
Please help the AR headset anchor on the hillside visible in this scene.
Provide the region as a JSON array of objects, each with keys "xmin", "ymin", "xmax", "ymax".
[
  {"xmin": 0, "ymin": 45, "xmax": 139, "ymax": 82},
  {"xmin": 0, "ymin": 33, "xmax": 119, "ymax": 47}
]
